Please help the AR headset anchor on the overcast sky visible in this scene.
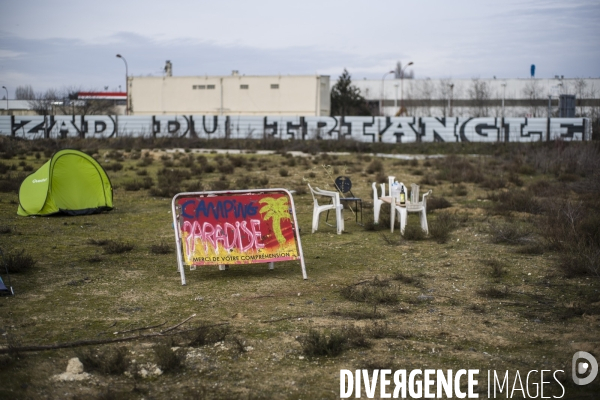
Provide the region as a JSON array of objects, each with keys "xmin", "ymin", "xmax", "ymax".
[{"xmin": 1, "ymin": 0, "xmax": 599, "ymax": 95}]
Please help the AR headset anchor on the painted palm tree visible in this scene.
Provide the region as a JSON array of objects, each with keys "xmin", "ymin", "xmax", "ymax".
[{"xmin": 259, "ymin": 196, "xmax": 291, "ymax": 245}]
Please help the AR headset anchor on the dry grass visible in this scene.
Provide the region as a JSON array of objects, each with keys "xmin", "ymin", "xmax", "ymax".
[{"xmin": 0, "ymin": 138, "xmax": 598, "ymax": 399}]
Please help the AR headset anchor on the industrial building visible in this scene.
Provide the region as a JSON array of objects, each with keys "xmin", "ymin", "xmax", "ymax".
[
  {"xmin": 128, "ymin": 69, "xmax": 330, "ymax": 117},
  {"xmin": 353, "ymin": 77, "xmax": 600, "ymax": 119}
]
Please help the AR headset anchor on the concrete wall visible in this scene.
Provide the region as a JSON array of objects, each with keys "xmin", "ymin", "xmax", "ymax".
[
  {"xmin": 129, "ymin": 75, "xmax": 330, "ymax": 116},
  {"xmin": 0, "ymin": 115, "xmax": 590, "ymax": 143}
]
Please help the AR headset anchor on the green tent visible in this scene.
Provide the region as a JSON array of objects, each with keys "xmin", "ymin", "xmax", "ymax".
[{"xmin": 18, "ymin": 149, "xmax": 113, "ymax": 216}]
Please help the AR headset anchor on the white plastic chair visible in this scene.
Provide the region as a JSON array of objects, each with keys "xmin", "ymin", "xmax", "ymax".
[
  {"xmin": 387, "ymin": 176, "xmax": 395, "ymax": 196},
  {"xmin": 397, "ymin": 183, "xmax": 432, "ymax": 234},
  {"xmin": 388, "ymin": 181, "xmax": 407, "ymax": 234},
  {"xmin": 307, "ymin": 184, "xmax": 344, "ymax": 234},
  {"xmin": 372, "ymin": 182, "xmax": 386, "ymax": 224}
]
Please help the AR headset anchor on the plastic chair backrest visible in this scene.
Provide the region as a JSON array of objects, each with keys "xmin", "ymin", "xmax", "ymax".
[
  {"xmin": 307, "ymin": 183, "xmax": 318, "ymax": 203},
  {"xmin": 411, "ymin": 183, "xmax": 420, "ymax": 204},
  {"xmin": 334, "ymin": 176, "xmax": 353, "ymax": 195}
]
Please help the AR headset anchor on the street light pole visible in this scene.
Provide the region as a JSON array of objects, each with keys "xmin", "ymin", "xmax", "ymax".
[
  {"xmin": 116, "ymin": 54, "xmax": 129, "ymax": 115},
  {"xmin": 400, "ymin": 61, "xmax": 414, "ymax": 116},
  {"xmin": 380, "ymin": 70, "xmax": 394, "ymax": 116},
  {"xmin": 394, "ymin": 84, "xmax": 399, "ymax": 113},
  {"xmin": 501, "ymin": 82, "xmax": 507, "ymax": 118},
  {"xmin": 448, "ymin": 83, "xmax": 454, "ymax": 117},
  {"xmin": 1, "ymin": 86, "xmax": 8, "ymax": 113}
]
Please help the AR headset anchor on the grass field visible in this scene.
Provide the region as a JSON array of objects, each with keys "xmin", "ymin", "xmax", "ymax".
[{"xmin": 0, "ymin": 137, "xmax": 599, "ymax": 399}]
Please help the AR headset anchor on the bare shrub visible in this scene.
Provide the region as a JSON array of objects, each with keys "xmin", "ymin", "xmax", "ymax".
[
  {"xmin": 403, "ymin": 225, "xmax": 427, "ymax": 241},
  {"xmin": 0, "ymin": 172, "xmax": 26, "ymax": 193},
  {"xmin": 0, "ymin": 162, "xmax": 11, "ymax": 174},
  {"xmin": 525, "ymin": 142, "xmax": 600, "ymax": 177},
  {"xmin": 149, "ymin": 167, "xmax": 190, "ymax": 197},
  {"xmin": 137, "ymin": 157, "xmax": 153, "ymax": 167},
  {"xmin": 153, "ymin": 343, "xmax": 186, "ymax": 373},
  {"xmin": 211, "ymin": 176, "xmax": 230, "ymax": 191},
  {"xmin": 558, "ymin": 242, "xmax": 600, "ymax": 278},
  {"xmin": 86, "ymin": 254, "xmax": 103, "ymax": 263},
  {"xmin": 527, "ymin": 179, "xmax": 555, "ymax": 197},
  {"xmin": 299, "ymin": 329, "xmax": 347, "ymax": 357},
  {"xmin": 488, "ymin": 221, "xmax": 533, "ymax": 245},
  {"xmin": 541, "ymin": 200, "xmax": 600, "ymax": 277},
  {"xmin": 391, "ymin": 272, "xmax": 421, "ymax": 286},
  {"xmin": 366, "ymin": 159, "xmax": 384, "ymax": 174},
  {"xmin": 75, "ymin": 346, "xmax": 131, "ymax": 375},
  {"xmin": 330, "ymin": 307, "xmax": 385, "ymax": 320},
  {"xmin": 340, "ymin": 279, "xmax": 398, "ymax": 304},
  {"xmin": 380, "ymin": 232, "xmax": 401, "ymax": 246},
  {"xmin": 427, "ymin": 196, "xmax": 451, "ymax": 212},
  {"xmin": 4, "ymin": 250, "xmax": 36, "ymax": 273},
  {"xmin": 123, "ymin": 180, "xmax": 143, "ymax": 191},
  {"xmin": 429, "ymin": 212, "xmax": 458, "ymax": 243},
  {"xmin": 88, "ymin": 239, "xmax": 110, "ymax": 246},
  {"xmin": 343, "ymin": 326, "xmax": 371, "ymax": 349},
  {"xmin": 293, "ymin": 185, "xmax": 307, "ymax": 195},
  {"xmin": 434, "ymin": 155, "xmax": 484, "ymax": 184},
  {"xmin": 150, "ymin": 242, "xmax": 172, "ymax": 254},
  {"xmin": 488, "ymin": 190, "xmax": 542, "ymax": 214},
  {"xmin": 482, "ymin": 259, "xmax": 508, "ymax": 278},
  {"xmin": 374, "ymin": 171, "xmax": 387, "ymax": 184},
  {"xmin": 185, "ymin": 324, "xmax": 230, "ymax": 347},
  {"xmin": 508, "ymin": 173, "xmax": 523, "ymax": 187},
  {"xmin": 480, "ymin": 177, "xmax": 507, "ymax": 190},
  {"xmin": 476, "ymin": 286, "xmax": 509, "ymax": 299},
  {"xmin": 105, "ymin": 162, "xmax": 123, "ymax": 172},
  {"xmin": 452, "ymin": 184, "xmax": 468, "ymax": 196},
  {"xmin": 217, "ymin": 162, "xmax": 234, "ymax": 174},
  {"xmin": 365, "ymin": 321, "xmax": 390, "ymax": 339},
  {"xmin": 419, "ymin": 174, "xmax": 437, "ymax": 186},
  {"xmin": 104, "ymin": 240, "xmax": 134, "ymax": 254}
]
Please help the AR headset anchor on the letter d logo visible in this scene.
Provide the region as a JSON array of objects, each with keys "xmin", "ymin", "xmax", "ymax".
[{"xmin": 572, "ymin": 351, "xmax": 598, "ymax": 385}]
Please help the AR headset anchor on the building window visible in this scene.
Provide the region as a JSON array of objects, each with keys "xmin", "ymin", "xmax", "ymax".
[
  {"xmin": 207, "ymin": 85, "xmax": 215, "ymax": 89},
  {"xmin": 271, "ymin": 84, "xmax": 279, "ymax": 89},
  {"xmin": 240, "ymin": 84, "xmax": 249, "ymax": 89},
  {"xmin": 193, "ymin": 85, "xmax": 206, "ymax": 90}
]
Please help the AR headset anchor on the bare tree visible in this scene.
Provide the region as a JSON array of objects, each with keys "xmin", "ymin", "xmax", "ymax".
[
  {"xmin": 468, "ymin": 78, "xmax": 491, "ymax": 117},
  {"xmin": 15, "ymin": 85, "xmax": 35, "ymax": 100},
  {"xmin": 28, "ymin": 87, "xmax": 117, "ymax": 116},
  {"xmin": 438, "ymin": 78, "xmax": 453, "ymax": 117},
  {"xmin": 521, "ymin": 79, "xmax": 545, "ymax": 117},
  {"xmin": 415, "ymin": 78, "xmax": 434, "ymax": 116},
  {"xmin": 29, "ymin": 89, "xmax": 60, "ymax": 115},
  {"xmin": 574, "ymin": 78, "xmax": 587, "ymax": 117}
]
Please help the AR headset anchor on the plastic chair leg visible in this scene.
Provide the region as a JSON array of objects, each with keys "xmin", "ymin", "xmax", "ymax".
[
  {"xmin": 420, "ymin": 211, "xmax": 429, "ymax": 234},
  {"xmin": 390, "ymin": 203, "xmax": 395, "ymax": 233},
  {"xmin": 398, "ymin": 208, "xmax": 407, "ymax": 235},
  {"xmin": 312, "ymin": 208, "xmax": 320, "ymax": 233},
  {"xmin": 374, "ymin": 202, "xmax": 381, "ymax": 224},
  {"xmin": 336, "ymin": 204, "xmax": 344, "ymax": 234}
]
